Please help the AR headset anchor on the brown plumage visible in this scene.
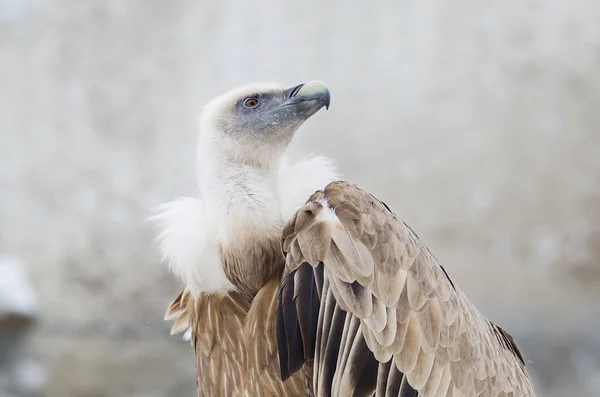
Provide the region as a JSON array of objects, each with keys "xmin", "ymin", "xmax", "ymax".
[
  {"xmin": 165, "ymin": 240, "xmax": 309, "ymax": 396},
  {"xmin": 277, "ymin": 182, "xmax": 537, "ymax": 396},
  {"xmin": 156, "ymin": 81, "xmax": 537, "ymax": 397}
]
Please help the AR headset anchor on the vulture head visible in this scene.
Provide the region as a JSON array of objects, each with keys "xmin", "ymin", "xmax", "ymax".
[
  {"xmin": 154, "ymin": 80, "xmax": 338, "ymax": 297},
  {"xmin": 197, "ymin": 81, "xmax": 331, "ymax": 169}
]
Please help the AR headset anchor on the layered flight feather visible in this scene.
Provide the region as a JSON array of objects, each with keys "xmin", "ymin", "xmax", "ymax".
[{"xmin": 276, "ymin": 181, "xmax": 536, "ymax": 397}]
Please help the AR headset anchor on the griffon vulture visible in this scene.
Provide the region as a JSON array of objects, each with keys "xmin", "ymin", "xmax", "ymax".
[{"xmin": 153, "ymin": 81, "xmax": 537, "ymax": 396}]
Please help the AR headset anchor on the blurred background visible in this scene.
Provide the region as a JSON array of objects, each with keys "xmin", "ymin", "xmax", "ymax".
[{"xmin": 1, "ymin": 0, "xmax": 599, "ymax": 396}]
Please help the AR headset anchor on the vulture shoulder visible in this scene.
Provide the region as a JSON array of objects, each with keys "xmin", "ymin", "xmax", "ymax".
[{"xmin": 276, "ymin": 181, "xmax": 536, "ymax": 397}]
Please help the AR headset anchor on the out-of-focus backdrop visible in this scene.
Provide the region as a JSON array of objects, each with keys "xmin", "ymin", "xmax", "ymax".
[{"xmin": 1, "ymin": 0, "xmax": 599, "ymax": 396}]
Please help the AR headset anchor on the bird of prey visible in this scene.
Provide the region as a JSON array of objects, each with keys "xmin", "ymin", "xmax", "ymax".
[{"xmin": 153, "ymin": 81, "xmax": 536, "ymax": 396}]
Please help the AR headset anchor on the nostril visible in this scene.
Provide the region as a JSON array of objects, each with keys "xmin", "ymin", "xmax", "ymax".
[{"xmin": 289, "ymin": 84, "xmax": 304, "ymax": 98}]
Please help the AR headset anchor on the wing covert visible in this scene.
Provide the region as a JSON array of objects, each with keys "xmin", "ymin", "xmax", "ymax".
[{"xmin": 276, "ymin": 181, "xmax": 536, "ymax": 397}]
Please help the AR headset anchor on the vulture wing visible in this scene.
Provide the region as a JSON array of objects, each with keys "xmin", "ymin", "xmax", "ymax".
[{"xmin": 276, "ymin": 181, "xmax": 536, "ymax": 397}]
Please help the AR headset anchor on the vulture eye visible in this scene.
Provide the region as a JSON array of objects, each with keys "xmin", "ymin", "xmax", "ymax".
[{"xmin": 243, "ymin": 97, "xmax": 260, "ymax": 108}]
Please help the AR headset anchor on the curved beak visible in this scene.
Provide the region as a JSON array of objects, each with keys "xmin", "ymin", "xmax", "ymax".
[
  {"xmin": 276, "ymin": 80, "xmax": 330, "ymax": 122},
  {"xmin": 264, "ymin": 81, "xmax": 330, "ymax": 128},
  {"xmin": 283, "ymin": 80, "xmax": 331, "ymax": 110}
]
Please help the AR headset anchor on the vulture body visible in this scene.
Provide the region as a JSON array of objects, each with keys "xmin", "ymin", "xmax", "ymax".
[{"xmin": 153, "ymin": 81, "xmax": 536, "ymax": 396}]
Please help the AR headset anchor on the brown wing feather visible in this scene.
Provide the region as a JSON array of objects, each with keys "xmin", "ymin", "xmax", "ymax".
[
  {"xmin": 244, "ymin": 270, "xmax": 311, "ymax": 396},
  {"xmin": 277, "ymin": 181, "xmax": 537, "ymax": 397},
  {"xmin": 164, "ymin": 286, "xmax": 195, "ymax": 337}
]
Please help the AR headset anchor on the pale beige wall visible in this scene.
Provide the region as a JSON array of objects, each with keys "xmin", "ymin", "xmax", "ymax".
[{"xmin": 1, "ymin": 0, "xmax": 599, "ymax": 395}]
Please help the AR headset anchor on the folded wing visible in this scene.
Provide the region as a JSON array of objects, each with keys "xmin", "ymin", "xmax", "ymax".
[{"xmin": 276, "ymin": 181, "xmax": 536, "ymax": 397}]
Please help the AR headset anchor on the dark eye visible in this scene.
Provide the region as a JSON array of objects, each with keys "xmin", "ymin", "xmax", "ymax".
[{"xmin": 243, "ymin": 97, "xmax": 260, "ymax": 108}]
